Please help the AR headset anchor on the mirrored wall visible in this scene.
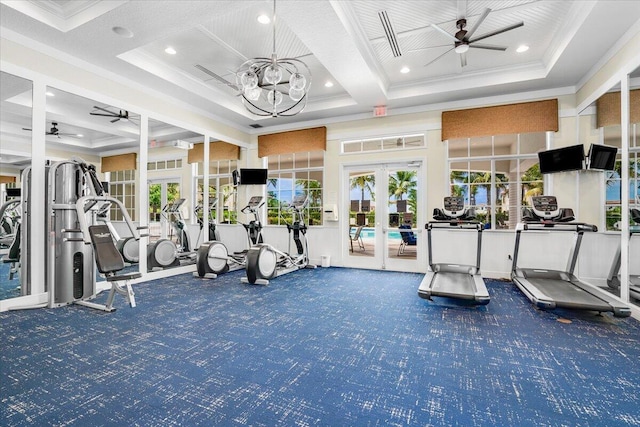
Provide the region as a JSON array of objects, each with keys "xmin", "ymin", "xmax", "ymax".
[
  {"xmin": 0, "ymin": 71, "xmax": 32, "ymax": 301},
  {"xmin": 147, "ymin": 118, "xmax": 202, "ymax": 271}
]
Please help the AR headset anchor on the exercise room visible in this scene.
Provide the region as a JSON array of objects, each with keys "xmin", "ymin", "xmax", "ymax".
[{"xmin": 1, "ymin": 1, "xmax": 639, "ymax": 425}]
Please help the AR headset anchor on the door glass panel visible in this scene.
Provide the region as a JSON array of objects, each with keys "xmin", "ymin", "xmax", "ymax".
[
  {"xmin": 348, "ymin": 170, "xmax": 375, "ymax": 257},
  {"xmin": 388, "ymin": 169, "xmax": 418, "ymax": 260}
]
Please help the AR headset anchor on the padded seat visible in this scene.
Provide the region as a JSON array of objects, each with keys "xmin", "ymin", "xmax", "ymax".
[{"xmin": 83, "ymin": 224, "xmax": 139, "ymax": 312}]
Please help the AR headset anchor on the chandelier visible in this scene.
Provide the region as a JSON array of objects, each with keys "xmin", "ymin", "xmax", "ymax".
[{"xmin": 235, "ymin": 0, "xmax": 311, "ymax": 117}]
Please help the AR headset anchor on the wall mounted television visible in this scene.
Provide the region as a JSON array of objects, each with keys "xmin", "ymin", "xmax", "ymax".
[
  {"xmin": 238, "ymin": 168, "xmax": 268, "ymax": 185},
  {"xmin": 538, "ymin": 144, "xmax": 585, "ymax": 174},
  {"xmin": 587, "ymin": 144, "xmax": 618, "ymax": 171}
]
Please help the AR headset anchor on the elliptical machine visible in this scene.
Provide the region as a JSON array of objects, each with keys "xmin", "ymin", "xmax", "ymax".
[
  {"xmin": 242, "ymin": 194, "xmax": 316, "ymax": 285},
  {"xmin": 146, "ymin": 200, "xmax": 181, "ymax": 271},
  {"xmin": 194, "ymin": 196, "xmax": 264, "ymax": 279}
]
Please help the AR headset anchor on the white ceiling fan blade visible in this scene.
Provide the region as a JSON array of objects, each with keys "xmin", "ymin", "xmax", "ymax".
[
  {"xmin": 469, "ymin": 43, "xmax": 507, "ymax": 51},
  {"xmin": 424, "ymin": 47, "xmax": 455, "ymax": 67},
  {"xmin": 469, "ymin": 22, "xmax": 524, "ymax": 44},
  {"xmin": 460, "ymin": 52, "xmax": 467, "ymax": 67},
  {"xmin": 465, "ymin": 8, "xmax": 490, "ymax": 40},
  {"xmin": 431, "ymin": 23, "xmax": 458, "ymax": 42}
]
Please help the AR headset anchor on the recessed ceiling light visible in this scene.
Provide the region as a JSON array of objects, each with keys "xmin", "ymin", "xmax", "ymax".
[
  {"xmin": 45, "ymin": 91, "xmax": 55, "ymax": 97},
  {"xmin": 400, "ymin": 66, "xmax": 410, "ymax": 74},
  {"xmin": 112, "ymin": 26, "xmax": 133, "ymax": 38},
  {"xmin": 165, "ymin": 47, "xmax": 177, "ymax": 55},
  {"xmin": 324, "ymin": 81, "xmax": 334, "ymax": 88},
  {"xmin": 257, "ymin": 14, "xmax": 270, "ymax": 24},
  {"xmin": 516, "ymin": 45, "xmax": 529, "ymax": 53},
  {"xmin": 76, "ymin": 134, "xmax": 83, "ymax": 138}
]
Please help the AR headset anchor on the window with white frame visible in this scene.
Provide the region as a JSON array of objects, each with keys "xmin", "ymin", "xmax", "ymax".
[
  {"xmin": 603, "ymin": 123, "xmax": 640, "ymax": 230},
  {"xmin": 266, "ymin": 151, "xmax": 323, "ymax": 226},
  {"xmin": 342, "ymin": 134, "xmax": 425, "ymax": 154},
  {"xmin": 147, "ymin": 158, "xmax": 183, "ymax": 171},
  {"xmin": 194, "ymin": 159, "xmax": 238, "ymax": 224},
  {"xmin": 448, "ymin": 132, "xmax": 547, "ymax": 229},
  {"xmin": 108, "ymin": 169, "xmax": 136, "ymax": 221}
]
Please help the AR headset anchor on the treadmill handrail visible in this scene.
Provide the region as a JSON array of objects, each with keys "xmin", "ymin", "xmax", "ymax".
[
  {"xmin": 517, "ymin": 221, "xmax": 597, "ymax": 232},
  {"xmin": 427, "ymin": 220, "xmax": 482, "ymax": 231}
]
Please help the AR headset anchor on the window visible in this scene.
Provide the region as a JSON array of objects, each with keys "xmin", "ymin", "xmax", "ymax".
[
  {"xmin": 604, "ymin": 123, "xmax": 640, "ymax": 230},
  {"xmin": 147, "ymin": 159, "xmax": 182, "ymax": 171},
  {"xmin": 266, "ymin": 151, "xmax": 323, "ymax": 226},
  {"xmin": 448, "ymin": 132, "xmax": 546, "ymax": 229},
  {"xmin": 342, "ymin": 134, "xmax": 425, "ymax": 154},
  {"xmin": 194, "ymin": 159, "xmax": 238, "ymax": 224},
  {"xmin": 108, "ymin": 169, "xmax": 136, "ymax": 221}
]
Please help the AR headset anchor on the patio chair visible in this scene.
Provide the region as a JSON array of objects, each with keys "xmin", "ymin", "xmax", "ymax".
[
  {"xmin": 349, "ymin": 225, "xmax": 365, "ymax": 252},
  {"xmin": 398, "ymin": 224, "xmax": 417, "ymax": 255}
]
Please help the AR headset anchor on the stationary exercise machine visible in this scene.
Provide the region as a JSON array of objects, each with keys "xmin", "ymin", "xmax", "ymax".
[
  {"xmin": 242, "ymin": 194, "xmax": 315, "ymax": 285},
  {"xmin": 146, "ymin": 200, "xmax": 182, "ymax": 271},
  {"xmin": 418, "ymin": 196, "xmax": 490, "ymax": 305},
  {"xmin": 20, "ymin": 157, "xmax": 141, "ymax": 311},
  {"xmin": 606, "ymin": 208, "xmax": 640, "ymax": 300},
  {"xmin": 511, "ymin": 195, "xmax": 630, "ymax": 317},
  {"xmin": 194, "ymin": 196, "xmax": 264, "ymax": 279}
]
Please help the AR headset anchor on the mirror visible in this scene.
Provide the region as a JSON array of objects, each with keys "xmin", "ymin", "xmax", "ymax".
[
  {"xmin": 0, "ymin": 71, "xmax": 32, "ymax": 301},
  {"xmin": 147, "ymin": 118, "xmax": 201, "ymax": 271},
  {"xmin": 188, "ymin": 136, "xmax": 240, "ymax": 254},
  {"xmin": 628, "ymin": 65, "xmax": 640, "ymax": 307},
  {"xmin": 44, "ymin": 87, "xmax": 141, "ymax": 284}
]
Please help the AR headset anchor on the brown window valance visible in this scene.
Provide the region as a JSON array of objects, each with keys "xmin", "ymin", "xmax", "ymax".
[
  {"xmin": 258, "ymin": 126, "xmax": 326, "ymax": 158},
  {"xmin": 188, "ymin": 141, "xmax": 240, "ymax": 163},
  {"xmin": 101, "ymin": 153, "xmax": 137, "ymax": 172},
  {"xmin": 441, "ymin": 99, "xmax": 558, "ymax": 141},
  {"xmin": 596, "ymin": 89, "xmax": 640, "ymax": 128}
]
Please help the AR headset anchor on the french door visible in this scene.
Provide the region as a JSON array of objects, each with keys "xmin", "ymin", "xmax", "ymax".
[
  {"xmin": 148, "ymin": 179, "xmax": 181, "ymax": 242},
  {"xmin": 343, "ymin": 161, "xmax": 425, "ymax": 272}
]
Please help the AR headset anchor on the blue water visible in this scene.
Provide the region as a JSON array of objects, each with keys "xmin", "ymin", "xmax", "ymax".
[{"xmin": 351, "ymin": 228, "xmax": 402, "ymax": 240}]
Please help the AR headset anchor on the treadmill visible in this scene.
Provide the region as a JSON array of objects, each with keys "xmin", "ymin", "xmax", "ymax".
[
  {"xmin": 511, "ymin": 196, "xmax": 631, "ymax": 318},
  {"xmin": 418, "ymin": 196, "xmax": 490, "ymax": 305},
  {"xmin": 606, "ymin": 208, "xmax": 640, "ymax": 300}
]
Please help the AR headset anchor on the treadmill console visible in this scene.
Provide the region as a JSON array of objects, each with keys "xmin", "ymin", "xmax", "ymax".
[
  {"xmin": 433, "ymin": 197, "xmax": 476, "ymax": 221},
  {"xmin": 522, "ymin": 196, "xmax": 574, "ymax": 223}
]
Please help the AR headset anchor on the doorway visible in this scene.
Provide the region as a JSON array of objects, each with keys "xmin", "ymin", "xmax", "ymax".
[
  {"xmin": 343, "ymin": 161, "xmax": 424, "ymax": 272},
  {"xmin": 148, "ymin": 179, "xmax": 181, "ymax": 242}
]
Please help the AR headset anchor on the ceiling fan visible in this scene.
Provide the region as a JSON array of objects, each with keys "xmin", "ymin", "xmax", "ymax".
[
  {"xmin": 22, "ymin": 122, "xmax": 78, "ymax": 138},
  {"xmin": 425, "ymin": 8, "xmax": 524, "ymax": 68},
  {"xmin": 90, "ymin": 105, "xmax": 132, "ymax": 123}
]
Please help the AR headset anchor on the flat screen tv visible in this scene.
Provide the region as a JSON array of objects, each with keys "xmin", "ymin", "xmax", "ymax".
[
  {"xmin": 239, "ymin": 168, "xmax": 268, "ymax": 185},
  {"xmin": 5, "ymin": 188, "xmax": 21, "ymax": 198},
  {"xmin": 587, "ymin": 144, "xmax": 617, "ymax": 170},
  {"xmin": 538, "ymin": 144, "xmax": 585, "ymax": 174}
]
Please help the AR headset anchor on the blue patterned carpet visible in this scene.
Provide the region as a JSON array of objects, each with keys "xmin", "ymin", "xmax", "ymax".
[{"xmin": 1, "ymin": 267, "xmax": 639, "ymax": 426}]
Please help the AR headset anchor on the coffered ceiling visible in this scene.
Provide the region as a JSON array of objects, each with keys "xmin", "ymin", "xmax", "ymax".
[{"xmin": 1, "ymin": 0, "xmax": 639, "ymax": 165}]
